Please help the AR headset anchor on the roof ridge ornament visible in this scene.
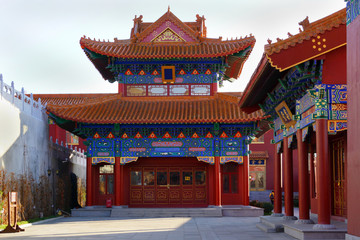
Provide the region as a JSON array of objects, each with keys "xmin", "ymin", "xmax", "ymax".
[{"xmin": 299, "ymin": 16, "xmax": 310, "ymax": 31}]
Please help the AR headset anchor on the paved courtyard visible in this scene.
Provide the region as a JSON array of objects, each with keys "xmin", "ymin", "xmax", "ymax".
[{"xmin": 0, "ymin": 216, "xmax": 296, "ymax": 240}]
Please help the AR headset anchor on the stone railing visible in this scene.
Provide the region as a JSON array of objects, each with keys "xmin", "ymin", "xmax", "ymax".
[{"xmin": 0, "ymin": 74, "xmax": 45, "ymax": 120}]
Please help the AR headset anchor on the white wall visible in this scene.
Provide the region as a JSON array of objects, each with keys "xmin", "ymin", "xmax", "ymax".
[{"xmin": 0, "ymin": 77, "xmax": 50, "ymax": 180}]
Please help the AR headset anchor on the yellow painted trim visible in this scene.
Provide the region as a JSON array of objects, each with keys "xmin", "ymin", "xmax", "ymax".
[
  {"xmin": 151, "ymin": 27, "xmax": 186, "ymax": 42},
  {"xmin": 266, "ymin": 42, "xmax": 347, "ymax": 72}
]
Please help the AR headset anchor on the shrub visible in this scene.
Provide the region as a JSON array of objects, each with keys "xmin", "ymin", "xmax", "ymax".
[
  {"xmin": 250, "ymin": 200, "xmax": 273, "ymax": 215},
  {"xmin": 262, "ymin": 202, "xmax": 274, "ymax": 215}
]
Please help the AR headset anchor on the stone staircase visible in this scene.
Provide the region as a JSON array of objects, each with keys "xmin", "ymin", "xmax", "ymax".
[
  {"xmin": 72, "ymin": 205, "xmax": 263, "ymax": 218},
  {"xmin": 256, "ymin": 215, "xmax": 348, "ymax": 240},
  {"xmin": 256, "ymin": 215, "xmax": 287, "ymax": 233}
]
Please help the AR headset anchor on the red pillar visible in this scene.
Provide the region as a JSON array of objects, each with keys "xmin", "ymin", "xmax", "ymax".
[
  {"xmin": 120, "ymin": 164, "xmax": 125, "ymax": 205},
  {"xmin": 243, "ymin": 156, "xmax": 249, "ymax": 205},
  {"xmin": 86, "ymin": 157, "xmax": 93, "ymax": 206},
  {"xmin": 296, "ymin": 129, "xmax": 313, "ymax": 224},
  {"xmin": 283, "ymin": 136, "xmax": 297, "ymax": 220},
  {"xmin": 273, "ymin": 143, "xmax": 283, "ymax": 216},
  {"xmin": 114, "ymin": 157, "xmax": 121, "ymax": 206},
  {"xmin": 314, "ymin": 119, "xmax": 334, "ymax": 229},
  {"xmin": 214, "ymin": 156, "xmax": 221, "ymax": 206}
]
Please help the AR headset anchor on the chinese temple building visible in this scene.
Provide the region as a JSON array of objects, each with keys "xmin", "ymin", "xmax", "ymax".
[
  {"xmin": 36, "ymin": 10, "xmax": 266, "ymax": 208},
  {"xmin": 240, "ymin": 8, "xmax": 347, "ymax": 231}
]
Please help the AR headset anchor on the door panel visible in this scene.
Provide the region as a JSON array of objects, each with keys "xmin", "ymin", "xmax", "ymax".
[
  {"xmin": 156, "ymin": 168, "xmax": 168, "ymax": 204},
  {"xmin": 129, "ymin": 164, "xmax": 207, "ymax": 207},
  {"xmin": 169, "ymin": 168, "xmax": 181, "ymax": 204},
  {"xmin": 143, "ymin": 167, "xmax": 155, "ymax": 204}
]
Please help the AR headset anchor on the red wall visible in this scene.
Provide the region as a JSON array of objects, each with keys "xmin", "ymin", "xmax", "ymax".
[
  {"xmin": 322, "ymin": 45, "xmax": 347, "ymax": 85},
  {"xmin": 249, "ymin": 130, "xmax": 299, "ymax": 192},
  {"xmin": 347, "ymin": 15, "xmax": 360, "ymax": 237},
  {"xmin": 49, "ymin": 123, "xmax": 86, "ymax": 152}
]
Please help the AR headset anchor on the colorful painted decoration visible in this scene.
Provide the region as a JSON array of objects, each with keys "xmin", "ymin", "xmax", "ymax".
[
  {"xmin": 106, "ymin": 132, "xmax": 115, "ymax": 139},
  {"xmin": 92, "ymin": 157, "xmax": 115, "ymax": 165},
  {"xmin": 220, "ymin": 131, "xmax": 228, "ymax": 138},
  {"xmin": 125, "ymin": 69, "xmax": 133, "ymax": 75},
  {"xmin": 177, "ymin": 132, "xmax": 186, "ymax": 138},
  {"xmin": 139, "ymin": 70, "xmax": 146, "ymax": 75},
  {"xmin": 197, "ymin": 156, "xmax": 214, "ymax": 165},
  {"xmin": 192, "ymin": 132, "xmax": 199, "ymax": 138},
  {"xmin": 234, "ymin": 131, "xmax": 242, "ymax": 138},
  {"xmin": 93, "ymin": 132, "xmax": 101, "ymax": 139},
  {"xmin": 120, "ymin": 157, "xmax": 138, "ymax": 165},
  {"xmin": 121, "ymin": 133, "xmax": 129, "ymax": 138},
  {"xmin": 152, "ymin": 69, "xmax": 159, "ymax": 75},
  {"xmin": 163, "ymin": 132, "xmax": 172, "ymax": 138},
  {"xmin": 220, "ymin": 156, "xmax": 243, "ymax": 164},
  {"xmin": 205, "ymin": 69, "xmax": 212, "ymax": 75},
  {"xmin": 179, "ymin": 69, "xmax": 186, "ymax": 75},
  {"xmin": 205, "ymin": 132, "xmax": 213, "ymax": 138},
  {"xmin": 192, "ymin": 69, "xmax": 199, "ymax": 75},
  {"xmin": 134, "ymin": 132, "xmax": 143, "ymax": 139},
  {"xmin": 149, "ymin": 132, "xmax": 157, "ymax": 138}
]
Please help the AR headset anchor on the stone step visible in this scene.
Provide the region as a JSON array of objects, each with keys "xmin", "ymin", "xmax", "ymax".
[
  {"xmin": 284, "ymin": 223, "xmax": 347, "ymax": 240},
  {"xmin": 71, "ymin": 208, "xmax": 111, "ymax": 217},
  {"xmin": 222, "ymin": 205, "xmax": 263, "ymax": 217},
  {"xmin": 256, "ymin": 222, "xmax": 278, "ymax": 233},
  {"xmin": 110, "ymin": 208, "xmax": 222, "ymax": 217},
  {"xmin": 258, "ymin": 216, "xmax": 286, "ymax": 232}
]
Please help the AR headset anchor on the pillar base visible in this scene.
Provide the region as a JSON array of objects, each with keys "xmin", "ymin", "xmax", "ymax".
[
  {"xmin": 271, "ymin": 213, "xmax": 284, "ymax": 217},
  {"xmin": 346, "ymin": 234, "xmax": 360, "ymax": 240},
  {"xmin": 283, "ymin": 215, "xmax": 298, "ymax": 220},
  {"xmin": 295, "ymin": 219, "xmax": 314, "ymax": 224},
  {"xmin": 313, "ymin": 224, "xmax": 336, "ymax": 230}
]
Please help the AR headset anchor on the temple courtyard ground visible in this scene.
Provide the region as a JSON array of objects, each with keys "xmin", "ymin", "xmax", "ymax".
[{"xmin": 0, "ymin": 216, "xmax": 296, "ymax": 240}]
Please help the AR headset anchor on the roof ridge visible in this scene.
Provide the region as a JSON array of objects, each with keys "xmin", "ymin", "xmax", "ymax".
[
  {"xmin": 265, "ymin": 8, "xmax": 346, "ymax": 56},
  {"xmin": 136, "ymin": 10, "xmax": 198, "ymax": 43}
]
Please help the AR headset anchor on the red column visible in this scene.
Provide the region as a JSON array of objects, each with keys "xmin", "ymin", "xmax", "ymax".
[
  {"xmin": 114, "ymin": 157, "xmax": 121, "ymax": 206},
  {"xmin": 296, "ymin": 129, "xmax": 313, "ymax": 224},
  {"xmin": 314, "ymin": 119, "xmax": 334, "ymax": 229},
  {"xmin": 273, "ymin": 144, "xmax": 283, "ymax": 216},
  {"xmin": 86, "ymin": 157, "xmax": 93, "ymax": 206},
  {"xmin": 214, "ymin": 156, "xmax": 221, "ymax": 206},
  {"xmin": 120, "ymin": 164, "xmax": 125, "ymax": 205},
  {"xmin": 283, "ymin": 136, "xmax": 297, "ymax": 219},
  {"xmin": 243, "ymin": 156, "xmax": 249, "ymax": 205}
]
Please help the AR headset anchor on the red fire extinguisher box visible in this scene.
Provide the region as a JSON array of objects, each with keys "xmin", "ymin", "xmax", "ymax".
[{"xmin": 106, "ymin": 198, "xmax": 112, "ymax": 208}]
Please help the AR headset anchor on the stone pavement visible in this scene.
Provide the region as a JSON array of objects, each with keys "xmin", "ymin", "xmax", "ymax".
[{"xmin": 0, "ymin": 216, "xmax": 296, "ymax": 240}]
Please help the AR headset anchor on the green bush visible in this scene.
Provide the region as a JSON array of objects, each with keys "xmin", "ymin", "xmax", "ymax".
[
  {"xmin": 250, "ymin": 200, "xmax": 273, "ymax": 215},
  {"xmin": 262, "ymin": 202, "xmax": 274, "ymax": 215}
]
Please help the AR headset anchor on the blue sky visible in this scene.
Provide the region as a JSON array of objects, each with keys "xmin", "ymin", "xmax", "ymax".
[{"xmin": 0, "ymin": 0, "xmax": 345, "ymax": 94}]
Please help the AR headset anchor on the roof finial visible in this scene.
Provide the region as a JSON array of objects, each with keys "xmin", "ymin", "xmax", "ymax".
[{"xmin": 168, "ymin": 5, "xmax": 170, "ymax": 12}]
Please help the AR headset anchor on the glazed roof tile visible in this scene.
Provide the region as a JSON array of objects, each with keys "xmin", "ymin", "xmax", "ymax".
[
  {"xmin": 33, "ymin": 93, "xmax": 113, "ymax": 106},
  {"xmin": 249, "ymin": 151, "xmax": 269, "ymax": 159},
  {"xmin": 38, "ymin": 93, "xmax": 266, "ymax": 124},
  {"xmin": 265, "ymin": 8, "xmax": 346, "ymax": 56},
  {"xmin": 80, "ymin": 37, "xmax": 255, "ymax": 59}
]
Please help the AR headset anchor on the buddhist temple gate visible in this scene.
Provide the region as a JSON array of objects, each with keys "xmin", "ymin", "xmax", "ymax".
[{"xmin": 39, "ymin": 10, "xmax": 266, "ymax": 208}]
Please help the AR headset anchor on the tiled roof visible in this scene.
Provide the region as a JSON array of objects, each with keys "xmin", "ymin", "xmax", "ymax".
[
  {"xmin": 265, "ymin": 8, "xmax": 346, "ymax": 56},
  {"xmin": 249, "ymin": 151, "xmax": 269, "ymax": 159},
  {"xmin": 42, "ymin": 93, "xmax": 266, "ymax": 124},
  {"xmin": 33, "ymin": 93, "xmax": 113, "ymax": 106},
  {"xmin": 80, "ymin": 36, "xmax": 255, "ymax": 59}
]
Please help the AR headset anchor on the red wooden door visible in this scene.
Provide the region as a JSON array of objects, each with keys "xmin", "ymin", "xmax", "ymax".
[
  {"xmin": 156, "ymin": 167, "xmax": 169, "ymax": 204},
  {"xmin": 331, "ymin": 138, "xmax": 346, "ymax": 217},
  {"xmin": 95, "ymin": 164, "xmax": 114, "ymax": 205},
  {"xmin": 169, "ymin": 167, "xmax": 181, "ymax": 204},
  {"xmin": 128, "ymin": 160, "xmax": 207, "ymax": 207}
]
